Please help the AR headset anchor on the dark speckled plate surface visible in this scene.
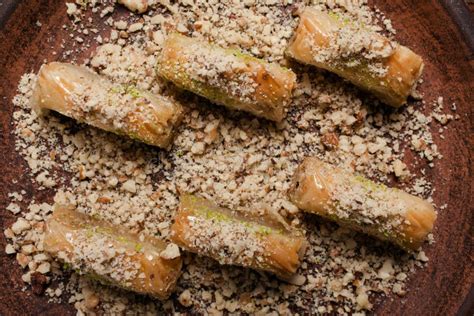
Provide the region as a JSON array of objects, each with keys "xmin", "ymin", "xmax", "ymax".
[{"xmin": 0, "ymin": 0, "xmax": 472, "ymax": 315}]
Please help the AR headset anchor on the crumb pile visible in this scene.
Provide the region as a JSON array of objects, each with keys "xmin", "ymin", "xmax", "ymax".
[{"xmin": 4, "ymin": 0, "xmax": 457, "ymax": 315}]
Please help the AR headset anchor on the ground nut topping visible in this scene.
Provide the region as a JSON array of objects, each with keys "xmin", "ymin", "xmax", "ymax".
[
  {"xmin": 185, "ymin": 214, "xmax": 266, "ymax": 266},
  {"xmin": 3, "ymin": 0, "xmax": 456, "ymax": 314}
]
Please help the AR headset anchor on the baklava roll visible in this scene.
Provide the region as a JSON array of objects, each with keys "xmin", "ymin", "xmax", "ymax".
[
  {"xmin": 286, "ymin": 8, "xmax": 424, "ymax": 107},
  {"xmin": 31, "ymin": 62, "xmax": 183, "ymax": 148},
  {"xmin": 170, "ymin": 195, "xmax": 306, "ymax": 278},
  {"xmin": 43, "ymin": 205, "xmax": 182, "ymax": 299},
  {"xmin": 288, "ymin": 157, "xmax": 436, "ymax": 251},
  {"xmin": 156, "ymin": 33, "xmax": 297, "ymax": 122}
]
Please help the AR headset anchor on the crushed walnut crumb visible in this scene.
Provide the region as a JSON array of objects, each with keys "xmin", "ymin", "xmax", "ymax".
[{"xmin": 3, "ymin": 0, "xmax": 454, "ymax": 314}]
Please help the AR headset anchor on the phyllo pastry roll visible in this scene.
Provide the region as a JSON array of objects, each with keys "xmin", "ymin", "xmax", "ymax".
[
  {"xmin": 43, "ymin": 205, "xmax": 182, "ymax": 299},
  {"xmin": 288, "ymin": 157, "xmax": 436, "ymax": 251},
  {"xmin": 170, "ymin": 195, "xmax": 307, "ymax": 278},
  {"xmin": 31, "ymin": 62, "xmax": 183, "ymax": 148},
  {"xmin": 156, "ymin": 33, "xmax": 297, "ymax": 122},
  {"xmin": 286, "ymin": 8, "xmax": 424, "ymax": 107}
]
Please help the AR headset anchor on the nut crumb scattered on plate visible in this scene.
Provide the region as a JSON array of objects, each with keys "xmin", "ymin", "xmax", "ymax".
[{"xmin": 2, "ymin": 0, "xmax": 463, "ymax": 315}]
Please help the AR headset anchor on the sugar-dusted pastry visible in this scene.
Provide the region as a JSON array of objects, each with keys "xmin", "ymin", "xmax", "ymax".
[
  {"xmin": 157, "ymin": 33, "xmax": 297, "ymax": 122},
  {"xmin": 286, "ymin": 8, "xmax": 424, "ymax": 107},
  {"xmin": 288, "ymin": 157, "xmax": 436, "ymax": 250},
  {"xmin": 32, "ymin": 62, "xmax": 183, "ymax": 148},
  {"xmin": 170, "ymin": 195, "xmax": 307, "ymax": 278},
  {"xmin": 43, "ymin": 205, "xmax": 182, "ymax": 299}
]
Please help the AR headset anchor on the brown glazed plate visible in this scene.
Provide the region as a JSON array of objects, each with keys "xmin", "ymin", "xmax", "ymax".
[{"xmin": 0, "ymin": 0, "xmax": 473, "ymax": 315}]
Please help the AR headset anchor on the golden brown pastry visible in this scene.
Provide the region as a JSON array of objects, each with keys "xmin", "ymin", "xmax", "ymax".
[
  {"xmin": 171, "ymin": 195, "xmax": 306, "ymax": 278},
  {"xmin": 43, "ymin": 204, "xmax": 182, "ymax": 299},
  {"xmin": 157, "ymin": 33, "xmax": 297, "ymax": 122},
  {"xmin": 286, "ymin": 8, "xmax": 424, "ymax": 107},
  {"xmin": 288, "ymin": 157, "xmax": 436, "ymax": 251},
  {"xmin": 32, "ymin": 62, "xmax": 183, "ymax": 148}
]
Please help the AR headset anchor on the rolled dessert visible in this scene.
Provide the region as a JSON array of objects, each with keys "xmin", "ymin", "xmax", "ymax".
[
  {"xmin": 43, "ymin": 204, "xmax": 183, "ymax": 299},
  {"xmin": 170, "ymin": 194, "xmax": 307, "ymax": 278},
  {"xmin": 286, "ymin": 7, "xmax": 424, "ymax": 107},
  {"xmin": 157, "ymin": 33, "xmax": 297, "ymax": 122},
  {"xmin": 31, "ymin": 62, "xmax": 183, "ymax": 148},
  {"xmin": 288, "ymin": 157, "xmax": 436, "ymax": 251}
]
